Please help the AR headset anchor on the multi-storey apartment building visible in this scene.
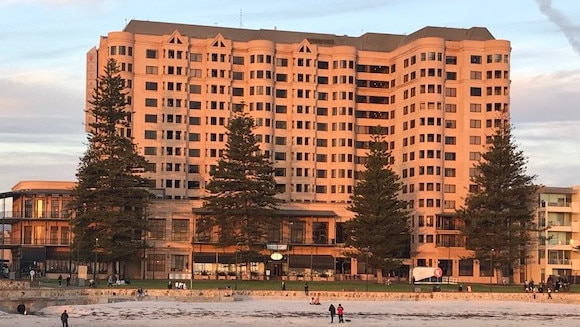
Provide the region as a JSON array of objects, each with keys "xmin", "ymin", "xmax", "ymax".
[
  {"xmin": 527, "ymin": 186, "xmax": 580, "ymax": 285},
  {"xmin": 0, "ymin": 181, "xmax": 76, "ymax": 279},
  {"xmin": 85, "ymin": 20, "xmax": 511, "ymax": 283}
]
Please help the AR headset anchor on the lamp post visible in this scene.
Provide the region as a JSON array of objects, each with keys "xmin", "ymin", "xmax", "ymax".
[
  {"xmin": 235, "ymin": 242, "xmax": 241, "ymax": 290},
  {"xmin": 152, "ymin": 241, "xmax": 156, "ymax": 280},
  {"xmin": 364, "ymin": 247, "xmax": 370, "ymax": 292},
  {"xmin": 447, "ymin": 237, "xmax": 452, "ymax": 284},
  {"xmin": 490, "ymin": 248, "xmax": 495, "ymax": 293},
  {"xmin": 94, "ymin": 237, "xmax": 98, "ymax": 282}
]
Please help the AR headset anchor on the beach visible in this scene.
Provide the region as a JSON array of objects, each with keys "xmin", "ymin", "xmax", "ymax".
[{"xmin": 1, "ymin": 299, "xmax": 579, "ymax": 326}]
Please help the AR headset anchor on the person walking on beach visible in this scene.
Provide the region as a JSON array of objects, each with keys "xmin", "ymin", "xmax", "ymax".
[
  {"xmin": 337, "ymin": 303, "xmax": 344, "ymax": 323},
  {"xmin": 61, "ymin": 309, "xmax": 69, "ymax": 327},
  {"xmin": 328, "ymin": 304, "xmax": 336, "ymax": 323}
]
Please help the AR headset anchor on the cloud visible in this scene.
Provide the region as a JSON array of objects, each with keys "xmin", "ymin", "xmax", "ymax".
[
  {"xmin": 513, "ymin": 121, "xmax": 580, "ymax": 187},
  {"xmin": 510, "ymin": 67, "xmax": 580, "ymax": 123},
  {"xmin": 535, "ymin": 0, "xmax": 580, "ymax": 56}
]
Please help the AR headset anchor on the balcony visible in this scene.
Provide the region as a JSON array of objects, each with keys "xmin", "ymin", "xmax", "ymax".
[
  {"xmin": 0, "ymin": 210, "xmax": 71, "ymax": 222},
  {"xmin": 1, "ymin": 237, "xmax": 70, "ymax": 247}
]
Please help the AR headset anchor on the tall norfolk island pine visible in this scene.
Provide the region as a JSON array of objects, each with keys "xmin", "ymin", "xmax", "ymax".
[
  {"xmin": 203, "ymin": 113, "xmax": 280, "ymax": 259},
  {"xmin": 70, "ymin": 59, "xmax": 151, "ymax": 274},
  {"xmin": 345, "ymin": 128, "xmax": 411, "ymax": 274},
  {"xmin": 457, "ymin": 125, "xmax": 537, "ymax": 281}
]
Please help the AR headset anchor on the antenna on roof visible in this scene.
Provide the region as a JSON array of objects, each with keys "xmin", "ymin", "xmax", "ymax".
[{"xmin": 240, "ymin": 9, "xmax": 243, "ymax": 28}]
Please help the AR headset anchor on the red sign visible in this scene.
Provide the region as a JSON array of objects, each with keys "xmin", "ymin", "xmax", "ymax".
[{"xmin": 434, "ymin": 267, "xmax": 443, "ymax": 278}]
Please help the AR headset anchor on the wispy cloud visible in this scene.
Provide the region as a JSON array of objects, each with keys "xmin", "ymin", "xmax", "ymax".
[{"xmin": 535, "ymin": 0, "xmax": 580, "ymax": 56}]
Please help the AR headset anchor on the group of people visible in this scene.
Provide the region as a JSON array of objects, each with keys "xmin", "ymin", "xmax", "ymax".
[
  {"xmin": 328, "ymin": 303, "xmax": 345, "ymax": 323},
  {"xmin": 168, "ymin": 280, "xmax": 188, "ymax": 289},
  {"xmin": 57, "ymin": 274, "xmax": 72, "ymax": 287},
  {"xmin": 309, "ymin": 296, "xmax": 321, "ymax": 305}
]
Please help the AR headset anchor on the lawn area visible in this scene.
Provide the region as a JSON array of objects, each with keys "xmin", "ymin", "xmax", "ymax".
[{"xmin": 46, "ymin": 278, "xmax": 580, "ymax": 293}]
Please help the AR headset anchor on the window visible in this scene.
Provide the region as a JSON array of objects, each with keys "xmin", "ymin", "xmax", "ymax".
[
  {"xmin": 144, "ymin": 147, "xmax": 156, "ymax": 155},
  {"xmin": 470, "ymin": 120, "xmax": 481, "ymax": 128},
  {"xmin": 189, "ymin": 85, "xmax": 201, "ymax": 94},
  {"xmin": 190, "ymin": 53, "xmax": 202, "ymax": 62},
  {"xmin": 144, "ymin": 114, "xmax": 157, "ymax": 123},
  {"xmin": 469, "ymin": 152, "xmax": 481, "ymax": 161},
  {"xmin": 145, "ymin": 82, "xmax": 158, "ymax": 90},
  {"xmin": 149, "ymin": 219, "xmax": 166, "ymax": 239},
  {"xmin": 470, "ymin": 103, "xmax": 482, "ymax": 112},
  {"xmin": 145, "ymin": 98, "xmax": 158, "ymax": 107},
  {"xmin": 312, "ymin": 222, "xmax": 328, "ymax": 244},
  {"xmin": 470, "ymin": 71, "xmax": 482, "ymax": 80},
  {"xmin": 145, "ymin": 66, "xmax": 158, "ymax": 74},
  {"xmin": 171, "ymin": 219, "xmax": 189, "ymax": 241},
  {"xmin": 469, "ymin": 136, "xmax": 481, "ymax": 145},
  {"xmin": 470, "ymin": 87, "xmax": 482, "ymax": 96},
  {"xmin": 470, "ymin": 55, "xmax": 482, "ymax": 64},
  {"xmin": 146, "ymin": 49, "xmax": 157, "ymax": 59},
  {"xmin": 232, "ymin": 56, "xmax": 244, "ymax": 64},
  {"xmin": 444, "ymin": 136, "xmax": 456, "ymax": 145},
  {"xmin": 144, "ymin": 130, "xmax": 157, "ymax": 139},
  {"xmin": 446, "ymin": 56, "xmax": 457, "ymax": 65}
]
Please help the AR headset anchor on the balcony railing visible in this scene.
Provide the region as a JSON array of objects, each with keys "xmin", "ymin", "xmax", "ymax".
[
  {"xmin": 0, "ymin": 210, "xmax": 71, "ymax": 220},
  {"xmin": 0, "ymin": 237, "xmax": 70, "ymax": 246},
  {"xmin": 548, "ymin": 258, "xmax": 571, "ymax": 265}
]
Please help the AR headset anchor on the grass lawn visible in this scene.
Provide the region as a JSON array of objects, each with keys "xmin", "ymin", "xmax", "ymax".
[{"xmin": 46, "ymin": 278, "xmax": 580, "ymax": 293}]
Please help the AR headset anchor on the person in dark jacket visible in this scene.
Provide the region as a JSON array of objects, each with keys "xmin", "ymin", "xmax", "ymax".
[
  {"xmin": 328, "ymin": 304, "xmax": 336, "ymax": 323},
  {"xmin": 61, "ymin": 309, "xmax": 69, "ymax": 327}
]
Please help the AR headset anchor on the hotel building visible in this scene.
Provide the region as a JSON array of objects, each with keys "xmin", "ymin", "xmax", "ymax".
[{"xmin": 84, "ymin": 20, "xmax": 513, "ymax": 282}]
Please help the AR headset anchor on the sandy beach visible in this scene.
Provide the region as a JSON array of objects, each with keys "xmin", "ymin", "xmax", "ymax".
[{"xmin": 1, "ymin": 299, "xmax": 579, "ymax": 327}]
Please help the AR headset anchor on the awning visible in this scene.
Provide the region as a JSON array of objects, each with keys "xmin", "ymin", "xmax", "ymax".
[
  {"xmin": 192, "ymin": 208, "xmax": 337, "ymax": 218},
  {"xmin": 289, "ymin": 255, "xmax": 334, "ymax": 269}
]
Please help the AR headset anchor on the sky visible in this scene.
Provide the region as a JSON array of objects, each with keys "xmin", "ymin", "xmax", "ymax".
[{"xmin": 0, "ymin": 0, "xmax": 579, "ymax": 191}]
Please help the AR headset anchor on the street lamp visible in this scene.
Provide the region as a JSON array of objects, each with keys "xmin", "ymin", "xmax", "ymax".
[
  {"xmin": 94, "ymin": 237, "xmax": 98, "ymax": 282},
  {"xmin": 235, "ymin": 242, "xmax": 241, "ymax": 290},
  {"xmin": 364, "ymin": 247, "xmax": 370, "ymax": 292},
  {"xmin": 152, "ymin": 241, "xmax": 156, "ymax": 280},
  {"xmin": 490, "ymin": 248, "xmax": 495, "ymax": 293}
]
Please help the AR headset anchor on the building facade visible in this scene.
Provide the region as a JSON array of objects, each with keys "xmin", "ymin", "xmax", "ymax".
[
  {"xmin": 527, "ymin": 186, "xmax": 580, "ymax": 286},
  {"xmin": 0, "ymin": 181, "xmax": 76, "ymax": 279},
  {"xmin": 84, "ymin": 20, "xmax": 512, "ymax": 283}
]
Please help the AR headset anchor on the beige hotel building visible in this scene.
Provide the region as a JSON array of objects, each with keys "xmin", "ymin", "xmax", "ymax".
[{"xmin": 83, "ymin": 20, "xmax": 512, "ymax": 283}]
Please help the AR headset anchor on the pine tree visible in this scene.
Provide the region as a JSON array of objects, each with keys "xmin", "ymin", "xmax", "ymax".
[
  {"xmin": 457, "ymin": 125, "xmax": 537, "ymax": 280},
  {"xmin": 69, "ymin": 58, "xmax": 151, "ymax": 274},
  {"xmin": 345, "ymin": 127, "xmax": 411, "ymax": 274},
  {"xmin": 203, "ymin": 112, "xmax": 280, "ymax": 260}
]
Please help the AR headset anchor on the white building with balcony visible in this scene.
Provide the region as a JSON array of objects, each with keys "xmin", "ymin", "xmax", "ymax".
[{"xmin": 529, "ymin": 186, "xmax": 580, "ymax": 285}]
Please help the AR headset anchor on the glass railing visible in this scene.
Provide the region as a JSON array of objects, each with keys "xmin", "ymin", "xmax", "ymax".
[{"xmin": 0, "ymin": 210, "xmax": 71, "ymax": 219}]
